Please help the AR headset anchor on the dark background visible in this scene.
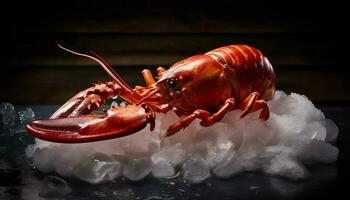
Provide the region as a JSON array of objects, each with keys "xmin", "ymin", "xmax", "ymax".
[
  {"xmin": 3, "ymin": 0, "xmax": 347, "ymax": 105},
  {"xmin": 1, "ymin": 1, "xmax": 348, "ymax": 199}
]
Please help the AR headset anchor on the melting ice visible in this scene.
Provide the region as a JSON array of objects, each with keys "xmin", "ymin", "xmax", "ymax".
[{"xmin": 25, "ymin": 91, "xmax": 339, "ymax": 184}]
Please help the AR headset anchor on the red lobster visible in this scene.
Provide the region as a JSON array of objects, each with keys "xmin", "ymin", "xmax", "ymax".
[{"xmin": 26, "ymin": 45, "xmax": 275, "ymax": 143}]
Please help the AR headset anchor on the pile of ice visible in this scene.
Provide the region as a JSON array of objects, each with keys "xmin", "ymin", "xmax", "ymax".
[
  {"xmin": 0, "ymin": 103, "xmax": 35, "ymax": 139},
  {"xmin": 25, "ymin": 91, "xmax": 339, "ymax": 184}
]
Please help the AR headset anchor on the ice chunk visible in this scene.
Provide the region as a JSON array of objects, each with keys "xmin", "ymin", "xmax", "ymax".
[
  {"xmin": 263, "ymin": 155, "xmax": 309, "ymax": 180},
  {"xmin": 32, "ymin": 144, "xmax": 88, "ymax": 176},
  {"xmin": 115, "ymin": 129, "xmax": 161, "ymax": 157},
  {"xmin": 18, "ymin": 108, "xmax": 35, "ymax": 124},
  {"xmin": 259, "ymin": 145, "xmax": 309, "ymax": 179},
  {"xmin": 32, "ymin": 147, "xmax": 55, "ymax": 173},
  {"xmin": 268, "ymin": 93, "xmax": 324, "ymax": 122},
  {"xmin": 325, "ymin": 119, "xmax": 339, "ymax": 142},
  {"xmin": 274, "ymin": 90, "xmax": 287, "ymax": 100},
  {"xmin": 212, "ymin": 152, "xmax": 244, "ymax": 178},
  {"xmin": 260, "ymin": 145, "xmax": 294, "ymax": 161},
  {"xmin": 289, "ymin": 93, "xmax": 325, "ymax": 121},
  {"xmin": 152, "ymin": 160, "xmax": 175, "ymax": 178},
  {"xmin": 39, "ymin": 176, "xmax": 71, "ymax": 198},
  {"xmin": 0, "ymin": 102, "xmax": 17, "ymax": 126},
  {"xmin": 52, "ymin": 145, "xmax": 88, "ymax": 176},
  {"xmin": 206, "ymin": 140, "xmax": 234, "ymax": 168},
  {"xmin": 182, "ymin": 155, "xmax": 210, "ymax": 183},
  {"xmin": 267, "ymin": 114, "xmax": 305, "ymax": 141},
  {"xmin": 242, "ymin": 119, "xmax": 276, "ymax": 147},
  {"xmin": 124, "ymin": 157, "xmax": 152, "ymax": 181},
  {"xmin": 151, "ymin": 143, "xmax": 186, "ymax": 166},
  {"xmin": 73, "ymin": 153, "xmax": 122, "ymax": 184},
  {"xmin": 298, "ymin": 140, "xmax": 338, "ymax": 164},
  {"xmin": 301, "ymin": 121, "xmax": 327, "ymax": 141}
]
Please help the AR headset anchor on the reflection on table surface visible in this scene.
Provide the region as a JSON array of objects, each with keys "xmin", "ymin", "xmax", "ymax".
[{"xmin": 0, "ymin": 105, "xmax": 347, "ymax": 200}]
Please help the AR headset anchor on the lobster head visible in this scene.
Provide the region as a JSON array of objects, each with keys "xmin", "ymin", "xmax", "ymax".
[{"xmin": 142, "ymin": 54, "xmax": 230, "ymax": 113}]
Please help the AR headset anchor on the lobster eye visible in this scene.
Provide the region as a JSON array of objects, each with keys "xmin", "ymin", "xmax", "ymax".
[{"xmin": 168, "ymin": 79, "xmax": 178, "ymax": 90}]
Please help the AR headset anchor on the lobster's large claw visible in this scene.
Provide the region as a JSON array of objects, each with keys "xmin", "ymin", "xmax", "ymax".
[{"xmin": 26, "ymin": 104, "xmax": 155, "ymax": 143}]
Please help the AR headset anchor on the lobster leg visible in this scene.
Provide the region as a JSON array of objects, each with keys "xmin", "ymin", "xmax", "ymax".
[
  {"xmin": 164, "ymin": 98, "xmax": 235, "ymax": 137},
  {"xmin": 156, "ymin": 66, "xmax": 166, "ymax": 78},
  {"xmin": 141, "ymin": 69, "xmax": 156, "ymax": 86},
  {"xmin": 163, "ymin": 109, "xmax": 211, "ymax": 137},
  {"xmin": 239, "ymin": 92, "xmax": 269, "ymax": 120},
  {"xmin": 250, "ymin": 100, "xmax": 270, "ymax": 120},
  {"xmin": 200, "ymin": 98, "xmax": 236, "ymax": 126}
]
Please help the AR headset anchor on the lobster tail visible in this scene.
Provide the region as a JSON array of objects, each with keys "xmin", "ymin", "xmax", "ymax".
[{"xmin": 206, "ymin": 45, "xmax": 275, "ymax": 101}]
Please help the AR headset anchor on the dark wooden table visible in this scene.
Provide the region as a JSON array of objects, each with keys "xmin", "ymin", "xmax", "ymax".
[{"xmin": 0, "ymin": 105, "xmax": 348, "ymax": 200}]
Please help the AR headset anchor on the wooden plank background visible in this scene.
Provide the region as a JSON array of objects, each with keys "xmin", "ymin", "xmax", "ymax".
[{"xmin": 2, "ymin": 1, "xmax": 346, "ymax": 105}]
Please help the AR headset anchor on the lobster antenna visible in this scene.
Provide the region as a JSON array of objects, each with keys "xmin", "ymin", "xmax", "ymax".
[
  {"xmin": 57, "ymin": 44, "xmax": 135, "ymax": 96},
  {"xmin": 88, "ymin": 50, "xmax": 133, "ymax": 91},
  {"xmin": 136, "ymin": 87, "xmax": 158, "ymax": 105}
]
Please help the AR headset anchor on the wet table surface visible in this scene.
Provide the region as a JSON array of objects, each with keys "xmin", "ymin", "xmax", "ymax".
[{"xmin": 0, "ymin": 105, "xmax": 349, "ymax": 200}]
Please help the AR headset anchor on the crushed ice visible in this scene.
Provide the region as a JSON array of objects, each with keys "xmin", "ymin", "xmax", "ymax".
[
  {"xmin": 25, "ymin": 91, "xmax": 339, "ymax": 184},
  {"xmin": 0, "ymin": 102, "xmax": 17, "ymax": 127},
  {"xmin": 0, "ymin": 103, "xmax": 35, "ymax": 141},
  {"xmin": 39, "ymin": 175, "xmax": 72, "ymax": 198}
]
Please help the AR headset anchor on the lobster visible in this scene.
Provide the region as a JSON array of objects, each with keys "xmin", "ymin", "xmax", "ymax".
[{"xmin": 26, "ymin": 44, "xmax": 275, "ymax": 143}]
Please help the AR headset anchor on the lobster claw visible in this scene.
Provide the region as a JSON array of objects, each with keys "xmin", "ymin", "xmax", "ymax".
[{"xmin": 26, "ymin": 104, "xmax": 155, "ymax": 143}]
